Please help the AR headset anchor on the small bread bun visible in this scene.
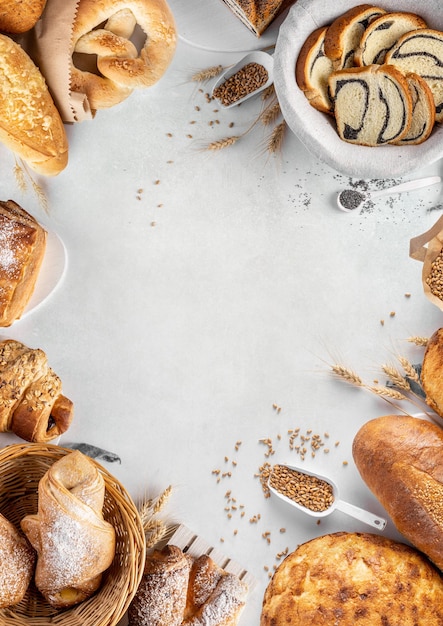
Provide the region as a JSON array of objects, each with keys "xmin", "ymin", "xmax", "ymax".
[
  {"xmin": 0, "ymin": 0, "xmax": 47, "ymax": 34},
  {"xmin": 0, "ymin": 513, "xmax": 35, "ymax": 608},
  {"xmin": 0, "ymin": 34, "xmax": 68, "ymax": 176},
  {"xmin": 421, "ymin": 327, "xmax": 443, "ymax": 416}
]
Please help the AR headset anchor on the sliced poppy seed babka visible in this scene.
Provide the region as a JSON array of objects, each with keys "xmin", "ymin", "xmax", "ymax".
[
  {"xmin": 296, "ymin": 25, "xmax": 334, "ymax": 113},
  {"xmin": 324, "ymin": 4, "xmax": 386, "ymax": 70},
  {"xmin": 328, "ymin": 63, "xmax": 413, "ymax": 146},
  {"xmin": 385, "ymin": 29, "xmax": 443, "ymax": 122},
  {"xmin": 393, "ymin": 72, "xmax": 435, "ymax": 144},
  {"xmin": 355, "ymin": 11, "xmax": 427, "ymax": 66}
]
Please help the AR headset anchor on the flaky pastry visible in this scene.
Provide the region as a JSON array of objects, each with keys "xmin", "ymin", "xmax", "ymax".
[
  {"xmin": 0, "ymin": 512, "xmax": 35, "ymax": 608},
  {"xmin": 21, "ymin": 450, "xmax": 116, "ymax": 608}
]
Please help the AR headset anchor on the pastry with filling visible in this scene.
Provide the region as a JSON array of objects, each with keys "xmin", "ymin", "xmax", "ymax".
[
  {"xmin": 21, "ymin": 450, "xmax": 116, "ymax": 608},
  {"xmin": 0, "ymin": 513, "xmax": 35, "ymax": 608},
  {"xmin": 328, "ymin": 63, "xmax": 413, "ymax": 145},
  {"xmin": 324, "ymin": 4, "xmax": 386, "ymax": 70},
  {"xmin": 355, "ymin": 11, "xmax": 427, "ymax": 66},
  {"xmin": 393, "ymin": 72, "xmax": 435, "ymax": 144},
  {"xmin": 386, "ymin": 28, "xmax": 443, "ymax": 122},
  {"xmin": 296, "ymin": 26, "xmax": 334, "ymax": 113}
]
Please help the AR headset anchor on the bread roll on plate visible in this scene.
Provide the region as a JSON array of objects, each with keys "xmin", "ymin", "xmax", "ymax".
[
  {"xmin": 353, "ymin": 414, "xmax": 443, "ymax": 571},
  {"xmin": 0, "ymin": 34, "xmax": 68, "ymax": 175}
]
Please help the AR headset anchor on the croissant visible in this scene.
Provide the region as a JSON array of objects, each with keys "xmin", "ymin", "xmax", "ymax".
[
  {"xmin": 127, "ymin": 545, "xmax": 191, "ymax": 626},
  {"xmin": 128, "ymin": 546, "xmax": 248, "ymax": 626},
  {"xmin": 0, "ymin": 512, "xmax": 35, "ymax": 608},
  {"xmin": 0, "ymin": 339, "xmax": 73, "ymax": 442},
  {"xmin": 21, "ymin": 450, "xmax": 116, "ymax": 608}
]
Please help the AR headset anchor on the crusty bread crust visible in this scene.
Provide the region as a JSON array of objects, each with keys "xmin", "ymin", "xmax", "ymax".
[
  {"xmin": 0, "ymin": 0, "xmax": 47, "ymax": 34},
  {"xmin": 421, "ymin": 327, "xmax": 443, "ymax": 416},
  {"xmin": 261, "ymin": 531, "xmax": 443, "ymax": 625},
  {"xmin": 353, "ymin": 414, "xmax": 443, "ymax": 572},
  {"xmin": 0, "ymin": 35, "xmax": 68, "ymax": 176}
]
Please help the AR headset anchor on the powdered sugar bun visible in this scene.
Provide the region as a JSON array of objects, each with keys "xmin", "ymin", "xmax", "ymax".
[{"xmin": 0, "ymin": 513, "xmax": 35, "ymax": 608}]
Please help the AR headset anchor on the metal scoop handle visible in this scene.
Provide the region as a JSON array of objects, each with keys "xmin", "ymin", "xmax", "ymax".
[{"xmin": 335, "ymin": 499, "xmax": 386, "ymax": 529}]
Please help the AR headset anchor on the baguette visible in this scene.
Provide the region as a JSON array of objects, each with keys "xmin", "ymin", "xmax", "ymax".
[
  {"xmin": 352, "ymin": 414, "xmax": 443, "ymax": 571},
  {"xmin": 0, "ymin": 34, "xmax": 68, "ymax": 176}
]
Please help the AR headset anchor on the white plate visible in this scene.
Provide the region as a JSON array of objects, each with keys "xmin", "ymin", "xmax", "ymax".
[
  {"xmin": 21, "ymin": 225, "xmax": 68, "ymax": 320},
  {"xmin": 168, "ymin": 0, "xmax": 287, "ymax": 52},
  {"xmin": 274, "ymin": 0, "xmax": 443, "ymax": 179}
]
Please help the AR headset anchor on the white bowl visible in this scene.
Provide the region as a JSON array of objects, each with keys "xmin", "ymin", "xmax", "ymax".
[{"xmin": 274, "ymin": 0, "xmax": 443, "ymax": 179}]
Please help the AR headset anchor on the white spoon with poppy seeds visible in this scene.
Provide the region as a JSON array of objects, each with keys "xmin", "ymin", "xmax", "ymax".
[
  {"xmin": 337, "ymin": 175, "xmax": 441, "ymax": 212},
  {"xmin": 269, "ymin": 462, "xmax": 387, "ymax": 529}
]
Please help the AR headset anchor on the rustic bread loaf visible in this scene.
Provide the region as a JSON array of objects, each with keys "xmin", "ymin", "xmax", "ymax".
[
  {"xmin": 324, "ymin": 4, "xmax": 386, "ymax": 70},
  {"xmin": 220, "ymin": 0, "xmax": 294, "ymax": 37},
  {"xmin": 421, "ymin": 327, "xmax": 443, "ymax": 416},
  {"xmin": 353, "ymin": 414, "xmax": 443, "ymax": 571},
  {"xmin": 0, "ymin": 0, "xmax": 47, "ymax": 33},
  {"xmin": 328, "ymin": 63, "xmax": 413, "ymax": 145},
  {"xmin": 385, "ymin": 28, "xmax": 443, "ymax": 122},
  {"xmin": 296, "ymin": 26, "xmax": 334, "ymax": 113},
  {"xmin": 0, "ymin": 34, "xmax": 68, "ymax": 175},
  {"xmin": 355, "ymin": 11, "xmax": 427, "ymax": 66},
  {"xmin": 393, "ymin": 72, "xmax": 435, "ymax": 144},
  {"xmin": 261, "ymin": 531, "xmax": 443, "ymax": 625}
]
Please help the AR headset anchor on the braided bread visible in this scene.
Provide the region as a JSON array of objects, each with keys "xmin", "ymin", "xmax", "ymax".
[
  {"xmin": 0, "ymin": 339, "xmax": 73, "ymax": 443},
  {"xmin": 70, "ymin": 0, "xmax": 177, "ymax": 110}
]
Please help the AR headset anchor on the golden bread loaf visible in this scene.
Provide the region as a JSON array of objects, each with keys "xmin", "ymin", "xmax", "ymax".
[
  {"xmin": 353, "ymin": 414, "xmax": 443, "ymax": 571},
  {"xmin": 70, "ymin": 0, "xmax": 177, "ymax": 110},
  {"xmin": 0, "ymin": 339, "xmax": 74, "ymax": 442},
  {"xmin": 0, "ymin": 512, "xmax": 35, "ymax": 608},
  {"xmin": 0, "ymin": 34, "xmax": 68, "ymax": 175},
  {"xmin": 0, "ymin": 0, "xmax": 47, "ymax": 34},
  {"xmin": 421, "ymin": 327, "xmax": 443, "ymax": 416},
  {"xmin": 21, "ymin": 450, "xmax": 116, "ymax": 608},
  {"xmin": 261, "ymin": 531, "xmax": 443, "ymax": 625},
  {"xmin": 0, "ymin": 200, "xmax": 46, "ymax": 326},
  {"xmin": 128, "ymin": 545, "xmax": 248, "ymax": 626}
]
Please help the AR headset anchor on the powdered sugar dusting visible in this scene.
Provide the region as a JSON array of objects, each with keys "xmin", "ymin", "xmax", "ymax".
[
  {"xmin": 186, "ymin": 573, "xmax": 247, "ymax": 626},
  {"xmin": 0, "ymin": 521, "xmax": 35, "ymax": 607},
  {"xmin": 0, "ymin": 217, "xmax": 23, "ymax": 277}
]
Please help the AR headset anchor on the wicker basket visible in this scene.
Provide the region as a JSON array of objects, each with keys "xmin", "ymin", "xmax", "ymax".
[{"xmin": 0, "ymin": 443, "xmax": 146, "ymax": 626}]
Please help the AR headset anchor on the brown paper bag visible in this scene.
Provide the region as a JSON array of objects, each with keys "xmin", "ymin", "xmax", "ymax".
[
  {"xmin": 410, "ymin": 215, "xmax": 443, "ymax": 312},
  {"xmin": 24, "ymin": 0, "xmax": 93, "ymax": 123}
]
